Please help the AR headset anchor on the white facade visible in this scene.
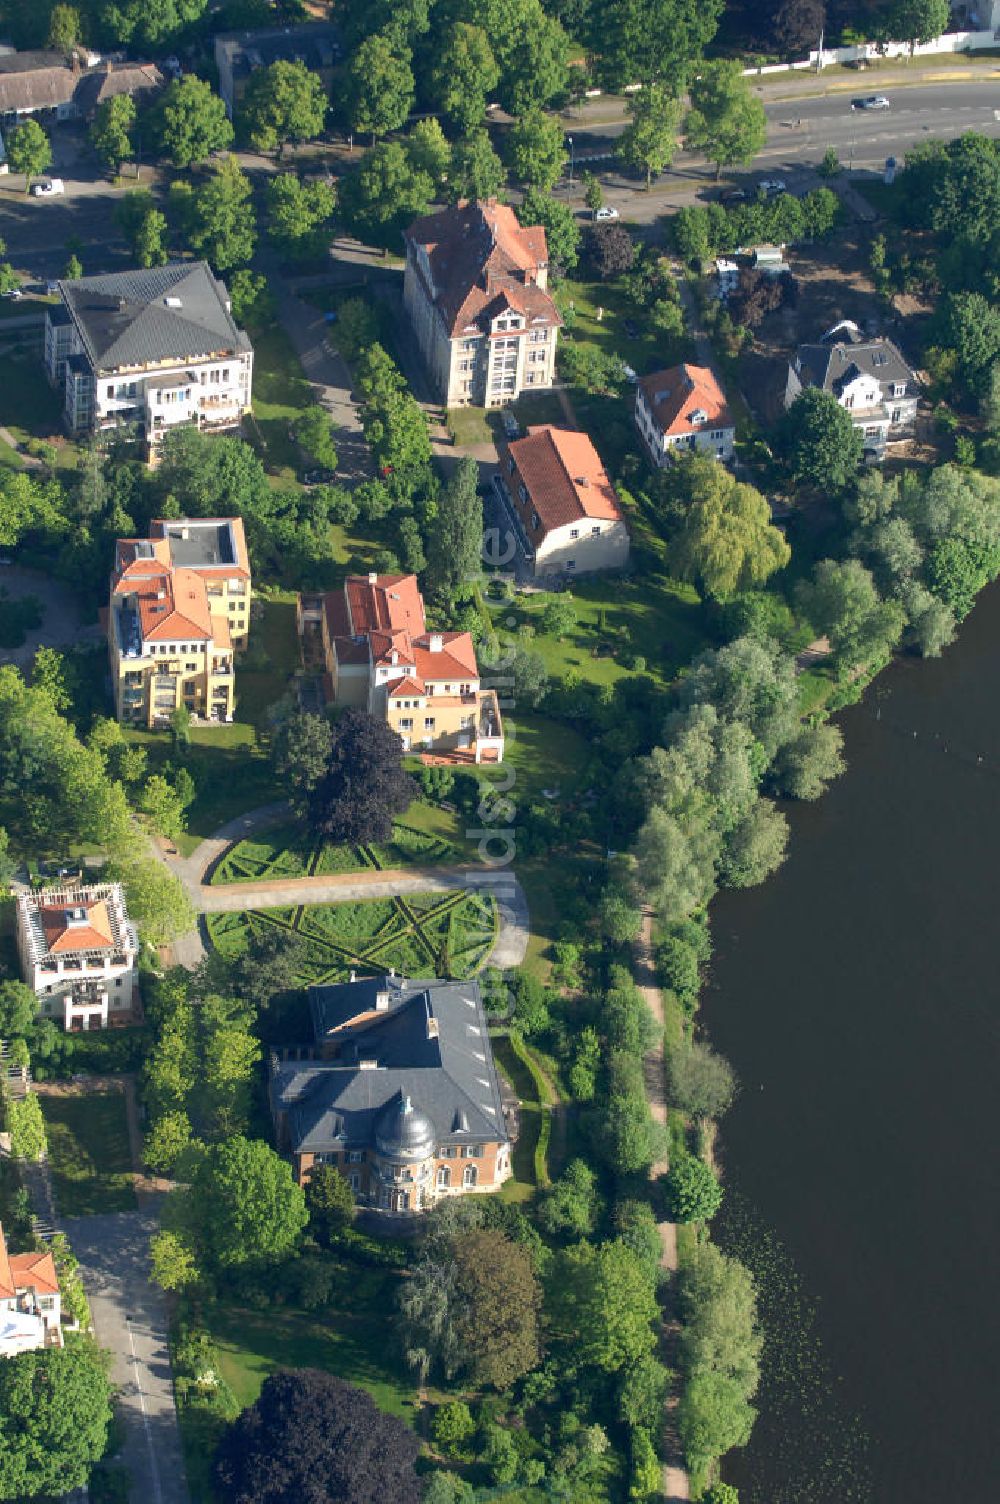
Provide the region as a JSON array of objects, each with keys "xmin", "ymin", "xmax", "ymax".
[
  {"xmin": 635, "ymin": 386, "xmax": 736, "ymax": 466},
  {"xmin": 16, "ymin": 884, "xmax": 140, "ymax": 1032}
]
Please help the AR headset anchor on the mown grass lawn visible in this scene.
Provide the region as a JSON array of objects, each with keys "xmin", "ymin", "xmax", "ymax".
[
  {"xmin": 0, "ymin": 352, "xmax": 80, "ymax": 473},
  {"xmin": 235, "ymin": 595, "xmax": 301, "ymax": 731},
  {"xmin": 247, "ymin": 324, "xmax": 312, "ymax": 478},
  {"xmin": 491, "ymin": 1034, "xmax": 540, "ymax": 1204},
  {"xmin": 40, "ymin": 1091, "xmax": 135, "ymax": 1217},
  {"xmin": 210, "ymin": 807, "xmax": 464, "ymax": 885}
]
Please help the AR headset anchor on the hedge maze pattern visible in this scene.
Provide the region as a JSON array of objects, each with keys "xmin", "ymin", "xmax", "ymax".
[{"xmin": 210, "ymin": 820, "xmax": 460, "ymax": 887}]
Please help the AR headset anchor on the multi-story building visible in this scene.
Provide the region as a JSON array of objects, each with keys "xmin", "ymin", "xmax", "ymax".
[
  {"xmin": 784, "ymin": 321, "xmax": 920, "ymax": 455},
  {"xmin": 302, "ymin": 572, "xmax": 503, "ymax": 763},
  {"xmin": 269, "ymin": 973, "xmax": 512, "ymax": 1215},
  {"xmin": 214, "ymin": 21, "xmax": 341, "ymax": 119},
  {"xmin": 44, "ymin": 262, "xmax": 253, "ymax": 456},
  {"xmin": 109, "ymin": 517, "xmax": 250, "ymax": 728},
  {"xmin": 15, "ymin": 883, "xmax": 139, "ymax": 1032},
  {"xmin": 496, "ymin": 424, "xmax": 630, "ymax": 579},
  {"xmin": 403, "ymin": 198, "xmax": 561, "ymax": 409},
  {"xmin": 0, "ymin": 49, "xmax": 162, "ymax": 122},
  {"xmin": 635, "ymin": 364, "xmax": 736, "ymax": 466},
  {"xmin": 0, "ymin": 1225, "xmax": 62, "ymax": 1357}
]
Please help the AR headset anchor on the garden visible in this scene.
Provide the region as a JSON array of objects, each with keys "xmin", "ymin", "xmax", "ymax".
[
  {"xmin": 39, "ymin": 1089, "xmax": 135, "ymax": 1217},
  {"xmin": 205, "ymin": 890, "xmax": 499, "ymax": 986},
  {"xmin": 209, "ymin": 816, "xmax": 461, "ymax": 886}
]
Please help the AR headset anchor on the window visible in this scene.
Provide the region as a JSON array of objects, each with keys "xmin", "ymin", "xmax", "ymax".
[
  {"xmin": 461, "ymin": 1144, "xmax": 484, "ymax": 1159},
  {"xmin": 507, "ymin": 456, "xmax": 515, "ymax": 474},
  {"xmin": 424, "ymin": 717, "xmax": 436, "ymax": 730},
  {"xmin": 399, "ymin": 717, "xmax": 413, "ymax": 730},
  {"xmin": 463, "ymin": 1164, "xmax": 478, "ymax": 1187},
  {"xmin": 570, "ymin": 529, "xmax": 579, "ymax": 539},
  {"xmin": 348, "ymin": 1150, "xmax": 364, "ymax": 1164},
  {"xmin": 440, "ymin": 1145, "xmax": 456, "ymax": 1158},
  {"xmin": 349, "ymin": 1173, "xmax": 360, "ymax": 1192},
  {"xmin": 891, "ymin": 407, "xmax": 902, "ymax": 424},
  {"xmin": 518, "ymin": 484, "xmax": 527, "ymax": 503},
  {"xmin": 437, "ymin": 1166, "xmax": 451, "ymax": 1187},
  {"xmin": 531, "ymin": 511, "xmax": 540, "ymax": 530},
  {"xmin": 591, "ymin": 526, "xmax": 601, "ymax": 536}
]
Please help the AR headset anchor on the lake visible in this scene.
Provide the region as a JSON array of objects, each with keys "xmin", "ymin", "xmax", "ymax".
[{"xmin": 702, "ymin": 582, "xmax": 1000, "ymax": 1502}]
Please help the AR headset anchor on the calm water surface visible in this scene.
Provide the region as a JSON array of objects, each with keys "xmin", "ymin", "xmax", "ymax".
[{"xmin": 703, "ymin": 581, "xmax": 1000, "ymax": 1503}]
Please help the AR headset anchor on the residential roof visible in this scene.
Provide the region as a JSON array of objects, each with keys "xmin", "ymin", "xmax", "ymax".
[
  {"xmin": 404, "ymin": 199, "xmax": 560, "ymax": 339},
  {"xmin": 638, "ymin": 364, "xmax": 734, "ymax": 439},
  {"xmin": 0, "ymin": 55, "xmax": 162, "ymax": 119},
  {"xmin": 507, "ymin": 425, "xmax": 624, "ymax": 533},
  {"xmin": 345, "ymin": 574, "xmax": 424, "ymax": 637},
  {"xmin": 113, "ymin": 562, "xmax": 213, "ymax": 641},
  {"xmin": 72, "ymin": 62, "xmax": 163, "ymax": 116},
  {"xmin": 39, "ymin": 900, "xmax": 114, "ymax": 954},
  {"xmin": 271, "ymin": 975, "xmax": 508, "ymax": 1155},
  {"xmin": 151, "ymin": 517, "xmax": 250, "ymax": 577},
  {"xmin": 58, "ymin": 262, "xmax": 251, "ymax": 374},
  {"xmin": 215, "ymin": 20, "xmax": 342, "ymax": 79},
  {"xmin": 8, "ymin": 1250, "xmax": 59, "ymax": 1298},
  {"xmin": 793, "ymin": 336, "xmax": 917, "ymax": 402}
]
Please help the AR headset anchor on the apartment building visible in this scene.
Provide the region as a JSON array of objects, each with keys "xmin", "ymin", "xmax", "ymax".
[
  {"xmin": 302, "ymin": 572, "xmax": 503, "ymax": 763},
  {"xmin": 403, "ymin": 198, "xmax": 561, "ymax": 408},
  {"xmin": 0, "ymin": 1226, "xmax": 62, "ymax": 1357},
  {"xmin": 109, "ymin": 517, "xmax": 250, "ymax": 728},
  {"xmin": 44, "ymin": 262, "xmax": 253, "ymax": 456},
  {"xmin": 270, "ymin": 974, "xmax": 512, "ymax": 1215},
  {"xmin": 15, "ymin": 883, "xmax": 139, "ymax": 1032},
  {"xmin": 497, "ymin": 425, "xmax": 630, "ymax": 578},
  {"xmin": 635, "ymin": 364, "xmax": 736, "ymax": 466}
]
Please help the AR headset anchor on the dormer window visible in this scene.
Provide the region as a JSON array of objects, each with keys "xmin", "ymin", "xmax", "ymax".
[{"xmin": 689, "ymin": 408, "xmax": 708, "ymax": 426}]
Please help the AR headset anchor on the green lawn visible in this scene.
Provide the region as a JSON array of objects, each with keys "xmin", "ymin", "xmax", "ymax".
[
  {"xmin": 40, "ymin": 1091, "xmax": 135, "ymax": 1217},
  {"xmin": 210, "ymin": 807, "xmax": 464, "ymax": 885},
  {"xmin": 205, "ymin": 890, "xmax": 498, "ymax": 985},
  {"xmin": 446, "ymin": 406, "xmax": 494, "ymax": 447},
  {"xmin": 0, "ymin": 352, "xmax": 80, "ymax": 473},
  {"xmin": 234, "ymin": 595, "xmax": 301, "ymax": 730},
  {"xmin": 247, "ymin": 324, "xmax": 313, "ymax": 478},
  {"xmin": 491, "ymin": 1034, "xmax": 540, "ymax": 1204},
  {"xmin": 561, "ymin": 272, "xmax": 690, "ymax": 380}
]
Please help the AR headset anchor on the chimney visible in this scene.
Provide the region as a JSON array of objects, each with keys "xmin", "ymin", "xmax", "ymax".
[
  {"xmin": 349, "ymin": 970, "xmax": 356, "ymax": 983},
  {"xmin": 427, "ymin": 1014, "xmax": 439, "ymax": 1040},
  {"xmin": 429, "ymin": 634, "xmax": 443, "ymax": 653},
  {"xmin": 376, "ymin": 989, "xmax": 390, "ymax": 1011},
  {"xmin": 368, "ymin": 571, "xmax": 378, "ymax": 585}
]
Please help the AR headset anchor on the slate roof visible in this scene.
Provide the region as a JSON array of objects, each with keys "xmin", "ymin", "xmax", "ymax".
[
  {"xmin": 507, "ymin": 425, "xmax": 624, "ymax": 533},
  {"xmin": 271, "ymin": 975, "xmax": 508, "ymax": 1154},
  {"xmin": 216, "ymin": 21, "xmax": 342, "ymax": 81},
  {"xmin": 793, "ymin": 336, "xmax": 917, "ymax": 402},
  {"xmin": 638, "ymin": 363, "xmax": 734, "ymax": 439},
  {"xmin": 58, "ymin": 262, "xmax": 251, "ymax": 373}
]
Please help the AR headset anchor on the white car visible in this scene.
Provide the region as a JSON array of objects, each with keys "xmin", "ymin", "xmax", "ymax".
[
  {"xmin": 1, "ymin": 288, "xmax": 23, "ymax": 300},
  {"xmin": 31, "ymin": 179, "xmax": 65, "ymax": 197},
  {"xmin": 594, "ymin": 206, "xmax": 620, "ymax": 221},
  {"xmin": 852, "ymin": 95, "xmax": 890, "ymax": 110},
  {"xmin": 758, "ymin": 179, "xmax": 787, "ymax": 198}
]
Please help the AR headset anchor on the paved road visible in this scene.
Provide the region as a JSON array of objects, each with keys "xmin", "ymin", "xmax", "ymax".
[
  {"xmin": 0, "ymin": 563, "xmax": 104, "ymax": 669},
  {"xmin": 65, "ymin": 1208, "xmax": 190, "ymax": 1504}
]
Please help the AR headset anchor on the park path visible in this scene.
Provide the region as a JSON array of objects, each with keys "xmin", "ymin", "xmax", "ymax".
[{"xmin": 635, "ymin": 909, "xmax": 691, "ymax": 1504}]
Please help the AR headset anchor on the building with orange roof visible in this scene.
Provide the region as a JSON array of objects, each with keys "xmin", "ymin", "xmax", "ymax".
[
  {"xmin": 403, "ymin": 199, "xmax": 561, "ymax": 408},
  {"xmin": 300, "ymin": 573, "xmax": 503, "ymax": 763},
  {"xmin": 635, "ymin": 363, "xmax": 735, "ymax": 466},
  {"xmin": 0, "ymin": 1223, "xmax": 63, "ymax": 1356},
  {"xmin": 108, "ymin": 517, "xmax": 250, "ymax": 728},
  {"xmin": 16, "ymin": 883, "xmax": 139, "ymax": 1032},
  {"xmin": 497, "ymin": 425, "xmax": 630, "ymax": 579}
]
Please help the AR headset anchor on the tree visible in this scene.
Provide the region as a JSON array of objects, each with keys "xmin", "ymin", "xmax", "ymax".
[
  {"xmin": 796, "ymin": 558, "xmax": 906, "ymax": 675},
  {"xmin": 8, "ymin": 1094, "xmax": 46, "ymax": 1161},
  {"xmin": 151, "ymin": 76, "xmax": 234, "ymax": 168},
  {"xmin": 340, "ymin": 142, "xmax": 434, "ymax": 245},
  {"xmin": 663, "ymin": 1153, "xmax": 723, "ymax": 1222},
  {"xmin": 423, "ymin": 1475, "xmax": 476, "ymax": 1504},
  {"xmin": 183, "ymin": 1136, "xmax": 308, "ymax": 1270},
  {"xmin": 293, "ymin": 406, "xmax": 339, "ymax": 470},
  {"xmin": 116, "ymin": 191, "xmax": 168, "ymax": 267},
  {"xmin": 780, "ymin": 387, "xmax": 864, "ymax": 492},
  {"xmin": 141, "ymin": 773, "xmax": 189, "ymax": 842},
  {"xmin": 271, "ymin": 709, "xmax": 334, "ymax": 807},
  {"xmin": 0, "ymin": 981, "xmax": 37, "ymax": 1038},
  {"xmin": 718, "ymin": 797, "xmax": 788, "ymax": 888},
  {"xmin": 111, "ymin": 857, "xmax": 195, "ymax": 944},
  {"xmin": 518, "ymin": 188, "xmax": 580, "ymax": 273},
  {"xmin": 679, "ymin": 1241, "xmax": 761, "ymax": 1392},
  {"xmin": 770, "ymin": 0, "xmax": 824, "ymax": 54},
  {"xmin": 305, "ymin": 1162, "xmax": 355, "ymax": 1242},
  {"xmin": 431, "ymin": 23, "xmax": 499, "ymax": 135},
  {"xmin": 703, "ymin": 1485, "xmax": 741, "ymax": 1504},
  {"xmin": 0, "ymin": 1342, "xmax": 113, "ymax": 1498},
  {"xmin": 540, "ymin": 593, "xmax": 577, "ymax": 639},
  {"xmin": 940, "ymin": 291, "xmax": 1000, "ymax": 397},
  {"xmin": 431, "ymin": 1400, "xmax": 475, "ymax": 1456},
  {"xmin": 144, "ymin": 1110, "xmax": 193, "ymax": 1173},
  {"xmin": 685, "ymin": 61, "xmax": 767, "ymax": 179},
  {"xmin": 63, "ymin": 253, "xmax": 83, "ymax": 280},
  {"xmin": 30, "ymin": 646, "xmax": 71, "ymax": 712},
  {"xmin": 6, "ymin": 119, "xmax": 52, "ymax": 192},
  {"xmin": 449, "ymin": 1230, "xmax": 541, "ymax": 1389},
  {"xmin": 90, "ymin": 94, "xmax": 135, "ymax": 174},
  {"xmin": 666, "ymin": 456, "xmax": 790, "ymax": 599},
  {"xmin": 46, "ymin": 4, "xmax": 81, "ymax": 51},
  {"xmin": 603, "ymin": 0, "xmax": 724, "ymax": 92},
  {"xmin": 449, "ymin": 130, "xmax": 506, "ymax": 202},
  {"xmin": 903, "ymin": 581, "xmax": 957, "ymax": 657},
  {"xmin": 598, "ymin": 1050, "xmax": 665, "ymax": 1172},
  {"xmin": 599, "ymin": 884, "xmax": 642, "ymax": 944},
  {"xmin": 308, "ymin": 709, "xmax": 415, "ymax": 845},
  {"xmin": 678, "ymin": 1372, "xmax": 756, "ymax": 1471},
  {"xmin": 508, "ymin": 108, "xmax": 567, "ymax": 191},
  {"xmin": 150, "ymin": 1228, "xmax": 200, "ymax": 1291},
  {"xmin": 768, "ymin": 723, "xmax": 845, "ymax": 800},
  {"xmin": 668, "ymin": 1040, "xmax": 736, "ymax": 1119},
  {"xmin": 426, "ymin": 457, "xmax": 481, "ymax": 599},
  {"xmin": 508, "ymin": 646, "xmax": 549, "ymax": 708},
  {"xmin": 677, "ymin": 634, "xmax": 798, "ymax": 757},
  {"xmin": 617, "ymin": 83, "xmax": 681, "ymax": 189},
  {"xmin": 537, "ymin": 1159, "xmax": 600, "ymax": 1239},
  {"xmin": 215, "ymin": 1369, "xmax": 421, "ymax": 1504},
  {"xmin": 345, "ymin": 33, "xmax": 414, "ymax": 144},
  {"xmin": 888, "ymin": 0, "xmax": 950, "ymax": 52},
  {"xmin": 242, "ymin": 60, "xmax": 327, "ymax": 156},
  {"xmin": 548, "ymin": 1238, "xmax": 658, "ymax": 1372},
  {"xmin": 178, "ymin": 156, "xmax": 256, "ymax": 271},
  {"xmin": 406, "ymin": 119, "xmax": 451, "ymax": 190},
  {"xmin": 228, "ymin": 269, "xmax": 273, "ymax": 326},
  {"xmin": 633, "ymin": 806, "xmax": 718, "ymax": 922},
  {"xmin": 584, "ymin": 221, "xmax": 636, "ymax": 279}
]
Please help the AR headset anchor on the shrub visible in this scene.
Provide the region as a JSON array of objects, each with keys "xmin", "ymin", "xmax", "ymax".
[{"xmin": 662, "ymin": 1154, "xmax": 723, "ymax": 1223}]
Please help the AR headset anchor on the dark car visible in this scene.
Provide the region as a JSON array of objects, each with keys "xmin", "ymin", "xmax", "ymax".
[
  {"xmin": 720, "ymin": 188, "xmax": 746, "ymax": 205},
  {"xmin": 623, "ymin": 318, "xmax": 640, "ymax": 338},
  {"xmin": 851, "ymin": 95, "xmax": 890, "ymax": 110},
  {"xmin": 302, "ymin": 469, "xmax": 335, "ymax": 486}
]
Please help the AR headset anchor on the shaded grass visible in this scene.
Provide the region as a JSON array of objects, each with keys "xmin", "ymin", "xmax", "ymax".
[
  {"xmin": 248, "ymin": 324, "xmax": 313, "ymax": 477},
  {"xmin": 125, "ymin": 724, "xmax": 282, "ymax": 856},
  {"xmin": 234, "ymin": 596, "xmax": 301, "ymax": 730},
  {"xmin": 40, "ymin": 1091, "xmax": 135, "ymax": 1217},
  {"xmin": 491, "ymin": 1033, "xmax": 540, "ymax": 1204}
]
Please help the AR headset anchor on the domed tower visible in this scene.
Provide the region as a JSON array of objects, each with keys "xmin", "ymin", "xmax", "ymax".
[{"xmin": 372, "ymin": 1093, "xmax": 437, "ymax": 1212}]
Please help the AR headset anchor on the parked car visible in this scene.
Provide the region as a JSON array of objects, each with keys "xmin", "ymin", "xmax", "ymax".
[
  {"xmin": 720, "ymin": 188, "xmax": 746, "ymax": 204},
  {"xmin": 852, "ymin": 95, "xmax": 890, "ymax": 110},
  {"xmin": 46, "ymin": 280, "xmax": 59, "ymax": 295},
  {"xmin": 623, "ymin": 318, "xmax": 640, "ymax": 337},
  {"xmin": 758, "ymin": 178, "xmax": 787, "ymax": 198},
  {"xmin": 302, "ymin": 469, "xmax": 336, "ymax": 486},
  {"xmin": 1, "ymin": 288, "xmax": 23, "ymax": 299},
  {"xmin": 31, "ymin": 179, "xmax": 64, "ymax": 197},
  {"xmin": 502, "ymin": 411, "xmax": 520, "ymax": 439},
  {"xmin": 594, "ymin": 206, "xmax": 620, "ymax": 221}
]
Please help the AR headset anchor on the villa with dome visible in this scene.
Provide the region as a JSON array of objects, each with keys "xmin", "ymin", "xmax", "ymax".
[{"xmin": 268, "ymin": 974, "xmax": 512, "ymax": 1215}]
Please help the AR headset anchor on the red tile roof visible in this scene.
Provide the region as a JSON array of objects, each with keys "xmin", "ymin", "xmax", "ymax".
[
  {"xmin": 413, "ymin": 633, "xmax": 479, "ymax": 681},
  {"xmin": 345, "ymin": 575, "xmax": 424, "ymax": 637},
  {"xmin": 507, "ymin": 426, "xmax": 624, "ymax": 535},
  {"xmin": 135, "ymin": 567, "xmax": 213, "ymax": 641},
  {"xmin": 638, "ymin": 364, "xmax": 733, "ymax": 438},
  {"xmin": 404, "ymin": 199, "xmax": 560, "ymax": 339},
  {"xmin": 0, "ymin": 1226, "xmax": 13, "ymax": 1302},
  {"xmin": 39, "ymin": 900, "xmax": 115, "ymax": 955},
  {"xmin": 8, "ymin": 1250, "xmax": 59, "ymax": 1298}
]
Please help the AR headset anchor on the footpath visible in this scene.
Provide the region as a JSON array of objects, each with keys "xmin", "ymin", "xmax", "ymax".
[{"xmin": 635, "ymin": 910, "xmax": 691, "ymax": 1503}]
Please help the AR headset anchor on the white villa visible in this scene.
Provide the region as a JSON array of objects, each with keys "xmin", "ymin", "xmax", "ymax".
[{"xmin": 15, "ymin": 883, "xmax": 140, "ymax": 1032}]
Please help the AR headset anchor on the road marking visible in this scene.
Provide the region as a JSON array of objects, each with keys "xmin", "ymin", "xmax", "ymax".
[{"xmin": 127, "ymin": 1319, "xmax": 164, "ymax": 1504}]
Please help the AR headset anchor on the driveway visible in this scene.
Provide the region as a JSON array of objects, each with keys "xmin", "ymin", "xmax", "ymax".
[
  {"xmin": 272, "ymin": 283, "xmax": 373, "ymax": 485},
  {"xmin": 0, "ymin": 563, "xmax": 104, "ymax": 669},
  {"xmin": 65, "ymin": 1208, "xmax": 190, "ymax": 1504}
]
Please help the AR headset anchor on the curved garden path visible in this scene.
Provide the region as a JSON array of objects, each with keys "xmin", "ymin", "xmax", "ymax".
[{"xmin": 155, "ymin": 803, "xmax": 529, "ymax": 971}]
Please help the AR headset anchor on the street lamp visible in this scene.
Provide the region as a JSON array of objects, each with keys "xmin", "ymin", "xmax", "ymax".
[{"xmin": 567, "ymin": 135, "xmax": 574, "ymax": 185}]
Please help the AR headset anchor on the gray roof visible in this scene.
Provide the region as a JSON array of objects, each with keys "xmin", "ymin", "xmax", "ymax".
[
  {"xmin": 58, "ymin": 262, "xmax": 251, "ymax": 373},
  {"xmin": 0, "ymin": 55, "xmax": 162, "ymax": 118},
  {"xmin": 216, "ymin": 21, "xmax": 342, "ymax": 80},
  {"xmin": 159, "ymin": 521, "xmax": 236, "ymax": 569},
  {"xmin": 272, "ymin": 975, "xmax": 508, "ymax": 1154},
  {"xmin": 794, "ymin": 336, "xmax": 917, "ymax": 403}
]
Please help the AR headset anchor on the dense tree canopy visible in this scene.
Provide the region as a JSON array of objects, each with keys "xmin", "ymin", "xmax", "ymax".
[
  {"xmin": 685, "ymin": 61, "xmax": 768, "ymax": 178},
  {"xmin": 547, "ymin": 1238, "xmax": 660, "ymax": 1373},
  {"xmin": 0, "ymin": 1341, "xmax": 113, "ymax": 1498},
  {"xmin": 664, "ymin": 455, "xmax": 791, "ymax": 599},
  {"xmin": 307, "ymin": 709, "xmax": 415, "ymax": 844},
  {"xmin": 182, "ymin": 1136, "xmax": 308, "ymax": 1270},
  {"xmin": 150, "ymin": 76, "xmax": 235, "ymax": 168},
  {"xmin": 241, "ymin": 59, "xmax": 327, "ymax": 155}
]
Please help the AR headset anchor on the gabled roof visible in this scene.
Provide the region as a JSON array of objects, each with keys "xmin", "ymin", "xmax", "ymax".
[
  {"xmin": 72, "ymin": 62, "xmax": 163, "ymax": 117},
  {"xmin": 507, "ymin": 425, "xmax": 624, "ymax": 534},
  {"xmin": 114, "ymin": 564, "xmax": 213, "ymax": 641},
  {"xmin": 0, "ymin": 53, "xmax": 162, "ymax": 117},
  {"xmin": 404, "ymin": 199, "xmax": 560, "ymax": 339},
  {"xmin": 638, "ymin": 363, "xmax": 733, "ymax": 439},
  {"xmin": 345, "ymin": 574, "xmax": 424, "ymax": 637},
  {"xmin": 39, "ymin": 900, "xmax": 114, "ymax": 954},
  {"xmin": 58, "ymin": 262, "xmax": 251, "ymax": 373},
  {"xmin": 413, "ymin": 633, "xmax": 479, "ymax": 681},
  {"xmin": 793, "ymin": 336, "xmax": 917, "ymax": 401},
  {"xmin": 8, "ymin": 1250, "xmax": 59, "ymax": 1298}
]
